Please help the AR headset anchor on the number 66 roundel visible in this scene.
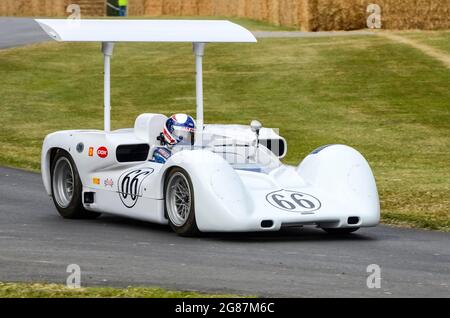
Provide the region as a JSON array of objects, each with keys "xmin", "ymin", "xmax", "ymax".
[
  {"xmin": 118, "ymin": 168, "xmax": 154, "ymax": 208},
  {"xmin": 266, "ymin": 189, "xmax": 321, "ymax": 214}
]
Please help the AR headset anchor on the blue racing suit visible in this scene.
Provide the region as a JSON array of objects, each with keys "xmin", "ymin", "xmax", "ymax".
[{"xmin": 152, "ymin": 147, "xmax": 172, "ymax": 164}]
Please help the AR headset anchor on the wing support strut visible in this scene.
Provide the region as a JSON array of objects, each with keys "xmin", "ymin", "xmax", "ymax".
[
  {"xmin": 194, "ymin": 42, "xmax": 206, "ymax": 145},
  {"xmin": 102, "ymin": 42, "xmax": 114, "ymax": 132}
]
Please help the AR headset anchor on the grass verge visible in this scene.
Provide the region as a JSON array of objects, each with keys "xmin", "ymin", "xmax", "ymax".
[{"xmin": 0, "ymin": 282, "xmax": 241, "ymax": 298}]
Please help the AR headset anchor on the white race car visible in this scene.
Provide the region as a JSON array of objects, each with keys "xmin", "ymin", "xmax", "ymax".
[{"xmin": 37, "ymin": 19, "xmax": 379, "ymax": 236}]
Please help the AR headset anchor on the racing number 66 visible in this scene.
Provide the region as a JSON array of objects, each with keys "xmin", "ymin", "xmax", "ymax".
[
  {"xmin": 266, "ymin": 190, "xmax": 321, "ymax": 213},
  {"xmin": 272, "ymin": 193, "xmax": 314, "ymax": 209}
]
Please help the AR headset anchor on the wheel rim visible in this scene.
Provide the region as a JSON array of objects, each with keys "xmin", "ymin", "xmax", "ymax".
[
  {"xmin": 52, "ymin": 157, "xmax": 75, "ymax": 208},
  {"xmin": 166, "ymin": 172, "xmax": 192, "ymax": 227}
]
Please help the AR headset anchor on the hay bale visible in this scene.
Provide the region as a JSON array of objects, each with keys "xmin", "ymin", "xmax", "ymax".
[
  {"xmin": 6, "ymin": 0, "xmax": 20, "ymax": 16},
  {"xmin": 180, "ymin": 0, "xmax": 199, "ymax": 16},
  {"xmin": 144, "ymin": 0, "xmax": 164, "ymax": 16},
  {"xmin": 44, "ymin": 0, "xmax": 53, "ymax": 16},
  {"xmin": 197, "ymin": 0, "xmax": 213, "ymax": 16},
  {"xmin": 236, "ymin": 0, "xmax": 246, "ymax": 17},
  {"xmin": 312, "ymin": 0, "xmax": 450, "ymax": 31},
  {"xmin": 278, "ymin": 0, "xmax": 299, "ymax": 27},
  {"xmin": 313, "ymin": 0, "xmax": 364, "ymax": 31},
  {"xmin": 252, "ymin": 0, "xmax": 270, "ymax": 21},
  {"xmin": 128, "ymin": 0, "xmax": 144, "ymax": 16},
  {"xmin": 295, "ymin": 0, "xmax": 311, "ymax": 31},
  {"xmin": 267, "ymin": 0, "xmax": 281, "ymax": 25},
  {"xmin": 213, "ymin": 0, "xmax": 241, "ymax": 16},
  {"xmin": 18, "ymin": 0, "xmax": 31, "ymax": 16},
  {"xmin": 212, "ymin": 0, "xmax": 227, "ymax": 16},
  {"xmin": 162, "ymin": 0, "xmax": 182, "ymax": 15},
  {"xmin": 232, "ymin": 0, "xmax": 241, "ymax": 16},
  {"xmin": 244, "ymin": 0, "xmax": 261, "ymax": 20},
  {"xmin": 0, "ymin": 0, "xmax": 88, "ymax": 16}
]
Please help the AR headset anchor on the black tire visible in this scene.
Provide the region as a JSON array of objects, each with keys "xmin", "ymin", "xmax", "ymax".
[
  {"xmin": 164, "ymin": 167, "xmax": 199, "ymax": 236},
  {"xmin": 322, "ymin": 227, "xmax": 359, "ymax": 235},
  {"xmin": 51, "ymin": 149, "xmax": 101, "ymax": 219}
]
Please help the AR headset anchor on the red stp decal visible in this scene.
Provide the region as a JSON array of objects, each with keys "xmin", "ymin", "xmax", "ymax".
[{"xmin": 97, "ymin": 146, "xmax": 108, "ymax": 158}]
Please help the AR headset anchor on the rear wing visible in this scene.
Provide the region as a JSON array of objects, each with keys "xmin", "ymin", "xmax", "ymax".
[
  {"xmin": 35, "ymin": 19, "xmax": 257, "ymax": 43},
  {"xmin": 36, "ymin": 19, "xmax": 257, "ymax": 136}
]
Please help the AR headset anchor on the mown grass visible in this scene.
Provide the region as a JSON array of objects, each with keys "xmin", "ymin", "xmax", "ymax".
[
  {"xmin": 0, "ymin": 30, "xmax": 448, "ymax": 231},
  {"xmin": 0, "ymin": 282, "xmax": 240, "ymax": 298}
]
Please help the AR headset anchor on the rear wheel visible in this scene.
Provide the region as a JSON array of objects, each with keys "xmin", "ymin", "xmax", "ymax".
[
  {"xmin": 164, "ymin": 167, "xmax": 199, "ymax": 236},
  {"xmin": 322, "ymin": 227, "xmax": 359, "ymax": 234},
  {"xmin": 51, "ymin": 149, "xmax": 101, "ymax": 219}
]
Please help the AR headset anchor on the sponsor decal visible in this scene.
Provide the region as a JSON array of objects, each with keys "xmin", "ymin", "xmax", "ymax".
[
  {"xmin": 104, "ymin": 178, "xmax": 114, "ymax": 187},
  {"xmin": 266, "ymin": 189, "xmax": 321, "ymax": 214},
  {"xmin": 88, "ymin": 147, "xmax": 94, "ymax": 157},
  {"xmin": 156, "ymin": 147, "xmax": 171, "ymax": 159},
  {"xmin": 92, "ymin": 177, "xmax": 100, "ymax": 185},
  {"xmin": 97, "ymin": 146, "xmax": 108, "ymax": 158},
  {"xmin": 118, "ymin": 168, "xmax": 154, "ymax": 208}
]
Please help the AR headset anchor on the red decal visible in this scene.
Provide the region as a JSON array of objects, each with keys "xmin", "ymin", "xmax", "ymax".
[
  {"xmin": 97, "ymin": 147, "xmax": 108, "ymax": 158},
  {"xmin": 163, "ymin": 130, "xmax": 175, "ymax": 143}
]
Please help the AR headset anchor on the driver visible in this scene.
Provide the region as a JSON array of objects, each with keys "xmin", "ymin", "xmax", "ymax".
[{"xmin": 152, "ymin": 114, "xmax": 196, "ymax": 164}]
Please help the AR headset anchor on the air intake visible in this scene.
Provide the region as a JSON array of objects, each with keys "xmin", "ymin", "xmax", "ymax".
[
  {"xmin": 261, "ymin": 220, "xmax": 274, "ymax": 228},
  {"xmin": 348, "ymin": 217, "xmax": 360, "ymax": 225}
]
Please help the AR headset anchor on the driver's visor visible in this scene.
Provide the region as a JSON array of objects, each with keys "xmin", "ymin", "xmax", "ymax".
[{"xmin": 173, "ymin": 126, "xmax": 195, "ymax": 145}]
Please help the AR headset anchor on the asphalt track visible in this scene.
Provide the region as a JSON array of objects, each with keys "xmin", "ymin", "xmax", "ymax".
[
  {"xmin": 0, "ymin": 166, "xmax": 449, "ymax": 297},
  {"xmin": 0, "ymin": 18, "xmax": 50, "ymax": 49},
  {"xmin": 0, "ymin": 18, "xmax": 449, "ymax": 297}
]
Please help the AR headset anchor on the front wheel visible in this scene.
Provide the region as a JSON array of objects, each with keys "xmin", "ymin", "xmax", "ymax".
[
  {"xmin": 164, "ymin": 167, "xmax": 199, "ymax": 236},
  {"xmin": 322, "ymin": 227, "xmax": 359, "ymax": 235},
  {"xmin": 51, "ymin": 149, "xmax": 101, "ymax": 219}
]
